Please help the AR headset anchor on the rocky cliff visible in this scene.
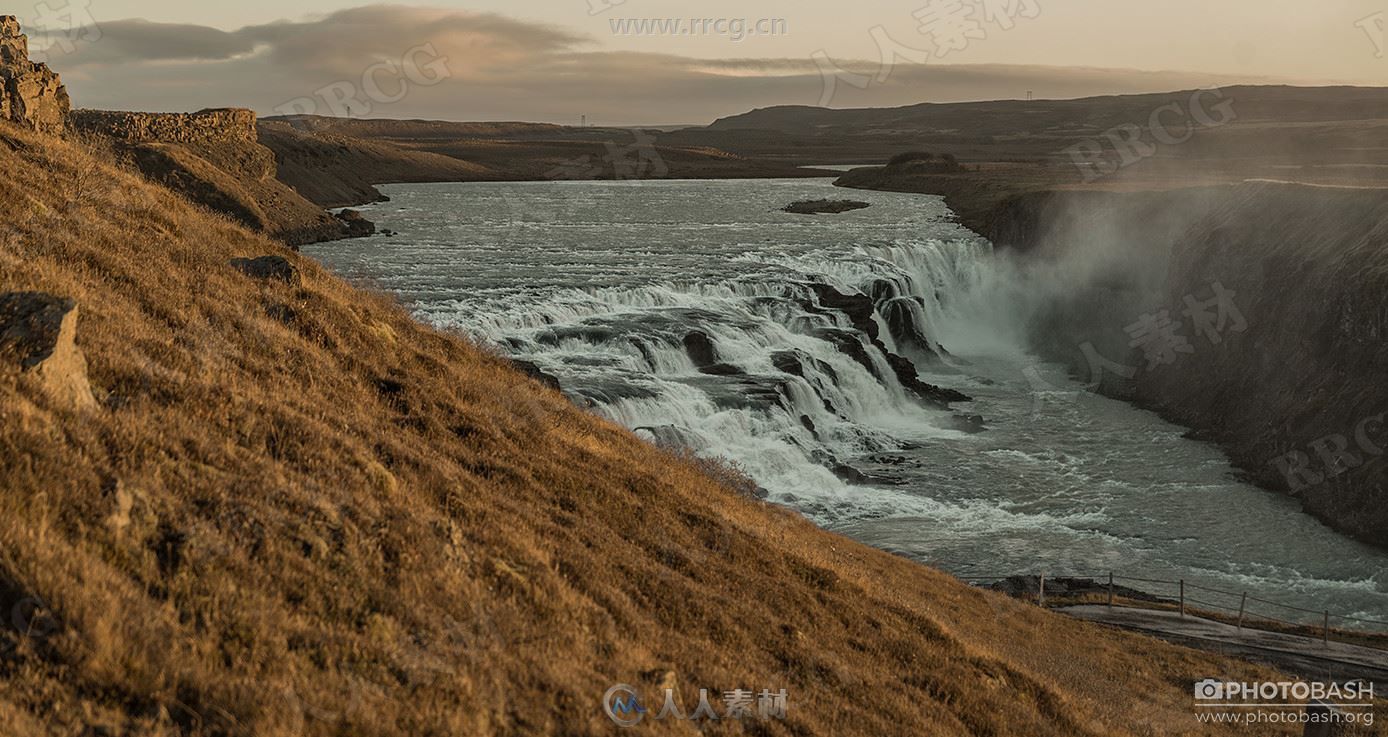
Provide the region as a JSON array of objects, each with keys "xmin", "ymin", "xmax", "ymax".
[
  {"xmin": 1002, "ymin": 183, "xmax": 1388, "ymax": 547},
  {"xmin": 0, "ymin": 16, "xmax": 69, "ymax": 135},
  {"xmin": 70, "ymin": 109, "xmax": 361, "ymax": 246},
  {"xmin": 69, "ymin": 108, "xmax": 257, "ymax": 145}
]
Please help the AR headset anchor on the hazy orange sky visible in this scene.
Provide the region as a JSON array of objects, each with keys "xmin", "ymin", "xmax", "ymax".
[{"xmin": 17, "ymin": 1, "xmax": 1387, "ymax": 123}]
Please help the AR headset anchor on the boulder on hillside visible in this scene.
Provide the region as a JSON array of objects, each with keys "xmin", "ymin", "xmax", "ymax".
[
  {"xmin": 0, "ymin": 292, "xmax": 96, "ymax": 410},
  {"xmin": 0, "ymin": 16, "xmax": 70, "ymax": 135},
  {"xmin": 230, "ymin": 255, "xmax": 297, "ymax": 283}
]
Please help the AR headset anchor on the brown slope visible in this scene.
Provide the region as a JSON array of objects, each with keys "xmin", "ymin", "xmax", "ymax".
[
  {"xmin": 257, "ymin": 121, "xmax": 492, "ymax": 208},
  {"xmin": 0, "ymin": 121, "xmax": 1315, "ymax": 737},
  {"xmin": 71, "ymin": 109, "xmax": 352, "ymax": 246}
]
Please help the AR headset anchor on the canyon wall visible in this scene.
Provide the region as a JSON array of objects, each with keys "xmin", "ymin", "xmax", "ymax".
[{"xmin": 1009, "ymin": 182, "xmax": 1388, "ymax": 546}]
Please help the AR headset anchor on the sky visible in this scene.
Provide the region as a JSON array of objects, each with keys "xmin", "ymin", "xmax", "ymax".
[{"xmin": 14, "ymin": 0, "xmax": 1387, "ymax": 124}]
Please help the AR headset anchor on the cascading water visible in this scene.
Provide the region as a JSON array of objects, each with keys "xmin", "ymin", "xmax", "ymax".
[
  {"xmin": 457, "ymin": 239, "xmax": 988, "ymax": 521},
  {"xmin": 306, "ymin": 178, "xmax": 1388, "ymax": 625}
]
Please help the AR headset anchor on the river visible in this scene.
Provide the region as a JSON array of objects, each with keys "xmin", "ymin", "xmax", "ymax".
[{"xmin": 304, "ymin": 178, "xmax": 1388, "ymax": 628}]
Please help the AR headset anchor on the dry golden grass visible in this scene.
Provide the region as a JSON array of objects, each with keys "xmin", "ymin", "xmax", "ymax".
[{"xmin": 0, "ymin": 122, "xmax": 1368, "ymax": 736}]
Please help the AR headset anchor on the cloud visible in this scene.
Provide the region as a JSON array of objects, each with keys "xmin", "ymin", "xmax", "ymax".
[
  {"xmin": 37, "ymin": 4, "xmax": 1289, "ymax": 124},
  {"xmin": 34, "ymin": 19, "xmax": 257, "ymax": 65},
  {"xmin": 237, "ymin": 6, "xmax": 587, "ymax": 78}
]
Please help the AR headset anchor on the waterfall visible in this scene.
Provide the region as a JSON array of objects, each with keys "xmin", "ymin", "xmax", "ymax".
[
  {"xmin": 305, "ymin": 179, "xmax": 1388, "ymax": 631},
  {"xmin": 461, "ymin": 236, "xmax": 995, "ymax": 521}
]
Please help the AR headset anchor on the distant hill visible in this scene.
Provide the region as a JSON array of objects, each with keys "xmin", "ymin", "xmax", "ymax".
[
  {"xmin": 255, "ymin": 115, "xmax": 828, "ymax": 207},
  {"xmin": 675, "ymin": 85, "xmax": 1388, "ymax": 165},
  {"xmin": 706, "ymin": 86, "xmax": 1388, "ymax": 134},
  {"xmin": 265, "ymin": 115, "xmax": 569, "ymax": 140}
]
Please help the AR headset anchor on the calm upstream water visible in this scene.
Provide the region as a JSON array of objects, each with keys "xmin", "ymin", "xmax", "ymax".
[{"xmin": 305, "ymin": 179, "xmax": 1388, "ymax": 627}]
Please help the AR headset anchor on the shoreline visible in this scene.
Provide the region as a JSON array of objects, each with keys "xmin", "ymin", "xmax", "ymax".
[{"xmin": 838, "ymin": 164, "xmax": 1388, "ymax": 550}]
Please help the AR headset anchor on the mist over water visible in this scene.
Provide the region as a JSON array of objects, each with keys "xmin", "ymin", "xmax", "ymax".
[{"xmin": 305, "ymin": 179, "xmax": 1388, "ymax": 626}]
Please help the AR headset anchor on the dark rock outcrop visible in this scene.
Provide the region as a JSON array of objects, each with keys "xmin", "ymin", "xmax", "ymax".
[
  {"xmin": 772, "ymin": 351, "xmax": 805, "ymax": 377},
  {"xmin": 882, "ymin": 351, "xmax": 969, "ymax": 405},
  {"xmin": 988, "ymin": 576, "xmax": 1166, "ymax": 604},
  {"xmin": 782, "ymin": 199, "xmax": 871, "ymax": 215},
  {"xmin": 809, "ymin": 284, "xmax": 967, "ymax": 406},
  {"xmin": 698, "ymin": 363, "xmax": 745, "ymax": 376},
  {"xmin": 0, "ymin": 292, "xmax": 95, "ymax": 410},
  {"xmin": 809, "ymin": 284, "xmax": 879, "ymax": 340},
  {"xmin": 0, "ymin": 16, "xmax": 69, "ymax": 135},
  {"xmin": 881, "ymin": 298, "xmax": 935, "ymax": 356},
  {"xmin": 334, "ymin": 209, "xmax": 376, "ymax": 238},
  {"xmin": 230, "ymin": 256, "xmax": 297, "ymax": 283},
  {"xmin": 683, "ymin": 331, "xmax": 719, "ymax": 368}
]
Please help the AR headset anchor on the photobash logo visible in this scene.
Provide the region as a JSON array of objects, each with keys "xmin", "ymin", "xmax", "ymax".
[
  {"xmin": 1193, "ymin": 678, "xmax": 1375, "ymax": 729},
  {"xmin": 1194, "ymin": 678, "xmax": 1374, "ymax": 703},
  {"xmin": 1194, "ymin": 679, "xmax": 1225, "ymax": 700}
]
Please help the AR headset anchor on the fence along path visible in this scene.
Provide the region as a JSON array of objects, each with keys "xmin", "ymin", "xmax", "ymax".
[{"xmin": 962, "ymin": 571, "xmax": 1388, "ymax": 651}]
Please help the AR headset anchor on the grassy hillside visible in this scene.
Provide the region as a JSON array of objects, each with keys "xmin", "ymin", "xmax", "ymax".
[
  {"xmin": 0, "ymin": 121, "xmax": 1321, "ymax": 736},
  {"xmin": 69, "ymin": 110, "xmax": 355, "ymax": 247},
  {"xmin": 258, "ymin": 121, "xmax": 491, "ymax": 209}
]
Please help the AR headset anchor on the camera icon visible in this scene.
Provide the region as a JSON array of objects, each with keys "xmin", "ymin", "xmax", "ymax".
[{"xmin": 1194, "ymin": 679, "xmax": 1227, "ymax": 700}]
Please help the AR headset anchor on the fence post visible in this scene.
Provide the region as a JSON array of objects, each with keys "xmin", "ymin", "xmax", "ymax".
[
  {"xmin": 1038, "ymin": 573, "xmax": 1046, "ymax": 608},
  {"xmin": 1179, "ymin": 580, "xmax": 1185, "ymax": 619},
  {"xmin": 1237, "ymin": 592, "xmax": 1246, "ymax": 631},
  {"xmin": 1324, "ymin": 612, "xmax": 1330, "ymax": 649},
  {"xmin": 1107, "ymin": 571, "xmax": 1114, "ymax": 609}
]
